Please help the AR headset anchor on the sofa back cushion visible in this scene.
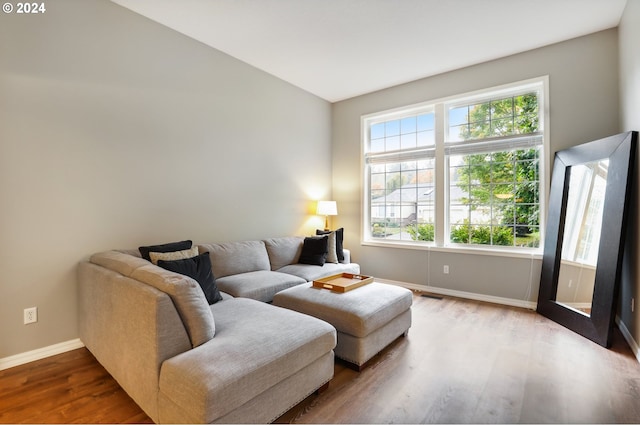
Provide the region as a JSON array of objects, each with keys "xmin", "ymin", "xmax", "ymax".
[
  {"xmin": 90, "ymin": 251, "xmax": 215, "ymax": 348},
  {"xmin": 198, "ymin": 241, "xmax": 270, "ymax": 278},
  {"xmin": 90, "ymin": 250, "xmax": 150, "ymax": 276},
  {"xmin": 131, "ymin": 266, "xmax": 215, "ymax": 347},
  {"xmin": 263, "ymin": 237, "xmax": 304, "ymax": 270}
]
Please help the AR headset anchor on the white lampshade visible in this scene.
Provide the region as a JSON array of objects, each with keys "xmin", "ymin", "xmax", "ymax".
[{"xmin": 316, "ymin": 201, "xmax": 338, "ymax": 216}]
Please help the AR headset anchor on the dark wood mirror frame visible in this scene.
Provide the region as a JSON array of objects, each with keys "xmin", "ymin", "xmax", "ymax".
[{"xmin": 537, "ymin": 131, "xmax": 637, "ymax": 347}]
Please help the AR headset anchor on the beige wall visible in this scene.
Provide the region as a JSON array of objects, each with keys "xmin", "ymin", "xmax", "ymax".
[
  {"xmin": 619, "ymin": 0, "xmax": 640, "ymax": 350},
  {"xmin": 332, "ymin": 30, "xmax": 620, "ymax": 305},
  {"xmin": 0, "ymin": 0, "xmax": 332, "ymax": 358}
]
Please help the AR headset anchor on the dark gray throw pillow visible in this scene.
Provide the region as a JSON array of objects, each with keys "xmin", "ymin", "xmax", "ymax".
[
  {"xmin": 157, "ymin": 252, "xmax": 223, "ymax": 305},
  {"xmin": 298, "ymin": 236, "xmax": 328, "ymax": 266},
  {"xmin": 316, "ymin": 227, "xmax": 344, "ymax": 261},
  {"xmin": 139, "ymin": 240, "xmax": 193, "ymax": 262}
]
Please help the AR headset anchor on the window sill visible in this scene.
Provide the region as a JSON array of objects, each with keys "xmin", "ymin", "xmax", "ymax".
[{"xmin": 361, "ymin": 239, "xmax": 543, "ymax": 260}]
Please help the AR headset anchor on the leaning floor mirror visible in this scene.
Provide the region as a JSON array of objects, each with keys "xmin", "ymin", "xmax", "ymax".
[{"xmin": 537, "ymin": 131, "xmax": 637, "ymax": 347}]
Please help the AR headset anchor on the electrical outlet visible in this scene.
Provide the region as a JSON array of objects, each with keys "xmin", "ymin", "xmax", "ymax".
[
  {"xmin": 443, "ymin": 265, "xmax": 449, "ymax": 274},
  {"xmin": 24, "ymin": 307, "xmax": 37, "ymax": 325}
]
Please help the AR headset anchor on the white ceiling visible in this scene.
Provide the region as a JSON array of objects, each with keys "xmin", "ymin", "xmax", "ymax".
[{"xmin": 110, "ymin": 0, "xmax": 628, "ymax": 102}]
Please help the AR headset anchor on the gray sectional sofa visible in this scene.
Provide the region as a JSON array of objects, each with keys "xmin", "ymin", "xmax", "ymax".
[{"xmin": 77, "ymin": 236, "xmax": 360, "ymax": 423}]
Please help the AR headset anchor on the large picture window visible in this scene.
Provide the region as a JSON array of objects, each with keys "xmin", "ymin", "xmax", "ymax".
[{"xmin": 363, "ymin": 78, "xmax": 547, "ymax": 251}]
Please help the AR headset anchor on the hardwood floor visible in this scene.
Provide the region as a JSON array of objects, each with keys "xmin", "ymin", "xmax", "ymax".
[
  {"xmin": 2, "ymin": 293, "xmax": 639, "ymax": 423},
  {"xmin": 0, "ymin": 347, "xmax": 152, "ymax": 424}
]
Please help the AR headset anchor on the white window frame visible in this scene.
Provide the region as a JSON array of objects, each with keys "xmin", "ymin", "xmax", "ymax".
[{"xmin": 361, "ymin": 77, "xmax": 550, "ymax": 256}]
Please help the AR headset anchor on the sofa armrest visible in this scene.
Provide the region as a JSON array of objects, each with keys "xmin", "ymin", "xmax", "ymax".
[{"xmin": 78, "ymin": 261, "xmax": 192, "ymax": 422}]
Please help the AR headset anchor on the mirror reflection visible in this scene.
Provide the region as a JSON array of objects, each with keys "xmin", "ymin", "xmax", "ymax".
[{"xmin": 555, "ymin": 159, "xmax": 608, "ymax": 316}]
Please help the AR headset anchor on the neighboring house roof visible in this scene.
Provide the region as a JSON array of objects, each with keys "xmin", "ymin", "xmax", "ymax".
[{"xmin": 372, "ymin": 184, "xmax": 466, "ymax": 203}]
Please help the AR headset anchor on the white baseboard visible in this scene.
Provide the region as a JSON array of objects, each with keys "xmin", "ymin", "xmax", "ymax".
[
  {"xmin": 616, "ymin": 317, "xmax": 640, "ymax": 364},
  {"xmin": 377, "ymin": 278, "xmax": 538, "ymax": 310},
  {"xmin": 0, "ymin": 339, "xmax": 85, "ymax": 371}
]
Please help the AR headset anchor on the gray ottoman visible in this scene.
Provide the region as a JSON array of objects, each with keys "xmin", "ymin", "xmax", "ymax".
[{"xmin": 273, "ymin": 282, "xmax": 412, "ymax": 370}]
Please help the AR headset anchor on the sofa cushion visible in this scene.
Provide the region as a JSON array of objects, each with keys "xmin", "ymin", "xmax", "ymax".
[
  {"xmin": 198, "ymin": 240, "xmax": 270, "ymax": 278},
  {"xmin": 273, "ymin": 282, "xmax": 413, "ymax": 338},
  {"xmin": 131, "ymin": 265, "xmax": 215, "ymax": 348},
  {"xmin": 276, "ymin": 262, "xmax": 361, "ymax": 282},
  {"xmin": 158, "ymin": 298, "xmax": 336, "ymax": 423},
  {"xmin": 263, "ymin": 236, "xmax": 304, "ymax": 270},
  {"xmin": 138, "ymin": 240, "xmax": 192, "ymax": 262},
  {"xmin": 215, "ymin": 270, "xmax": 306, "ymax": 303},
  {"xmin": 157, "ymin": 252, "xmax": 223, "ymax": 305},
  {"xmin": 298, "ymin": 236, "xmax": 328, "ymax": 266},
  {"xmin": 90, "ymin": 250, "xmax": 150, "ymax": 276}
]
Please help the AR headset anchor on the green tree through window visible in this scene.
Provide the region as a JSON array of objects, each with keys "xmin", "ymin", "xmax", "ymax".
[{"xmin": 451, "ymin": 93, "xmax": 541, "ymax": 247}]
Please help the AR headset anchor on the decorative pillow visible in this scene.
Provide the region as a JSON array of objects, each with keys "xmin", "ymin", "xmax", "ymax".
[
  {"xmin": 149, "ymin": 246, "xmax": 199, "ymax": 265},
  {"xmin": 139, "ymin": 240, "xmax": 192, "ymax": 262},
  {"xmin": 317, "ymin": 227, "xmax": 344, "ymax": 262},
  {"xmin": 315, "ymin": 231, "xmax": 337, "ymax": 263},
  {"xmin": 157, "ymin": 252, "xmax": 223, "ymax": 305},
  {"xmin": 298, "ymin": 236, "xmax": 328, "ymax": 266}
]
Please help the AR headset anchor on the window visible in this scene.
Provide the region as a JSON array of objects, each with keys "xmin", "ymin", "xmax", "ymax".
[
  {"xmin": 363, "ymin": 78, "xmax": 547, "ymax": 251},
  {"xmin": 368, "ymin": 111, "xmax": 436, "ymax": 242}
]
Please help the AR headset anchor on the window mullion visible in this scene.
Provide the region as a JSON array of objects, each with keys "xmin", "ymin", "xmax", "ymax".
[{"xmin": 434, "ymin": 103, "xmax": 446, "ymax": 247}]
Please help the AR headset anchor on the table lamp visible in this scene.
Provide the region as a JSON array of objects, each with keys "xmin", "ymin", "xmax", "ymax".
[{"xmin": 316, "ymin": 201, "xmax": 338, "ymax": 231}]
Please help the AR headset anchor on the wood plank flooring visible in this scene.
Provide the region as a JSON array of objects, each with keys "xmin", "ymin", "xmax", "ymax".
[
  {"xmin": 0, "ymin": 346, "xmax": 151, "ymax": 424},
  {"xmin": 281, "ymin": 294, "xmax": 640, "ymax": 424},
  {"xmin": 2, "ymin": 293, "xmax": 639, "ymax": 423}
]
